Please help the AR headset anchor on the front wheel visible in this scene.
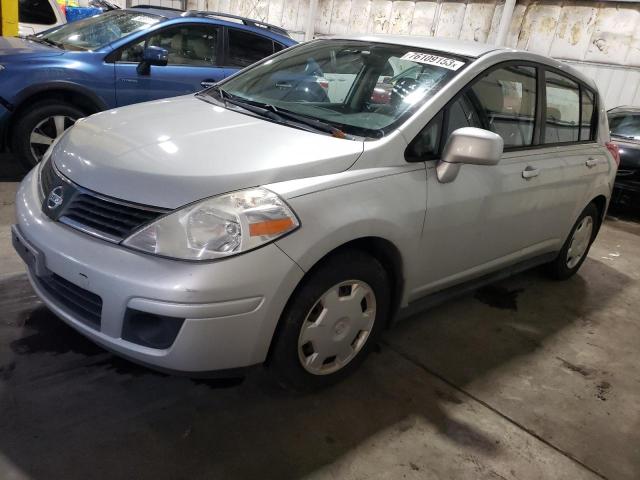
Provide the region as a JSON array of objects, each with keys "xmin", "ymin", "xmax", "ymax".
[
  {"xmin": 269, "ymin": 249, "xmax": 390, "ymax": 392},
  {"xmin": 11, "ymin": 101, "xmax": 84, "ymax": 169},
  {"xmin": 547, "ymin": 203, "xmax": 599, "ymax": 280}
]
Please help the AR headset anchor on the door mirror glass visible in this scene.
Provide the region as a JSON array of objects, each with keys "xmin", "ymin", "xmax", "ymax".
[
  {"xmin": 437, "ymin": 127, "xmax": 503, "ymax": 183},
  {"xmin": 137, "ymin": 46, "xmax": 168, "ymax": 74}
]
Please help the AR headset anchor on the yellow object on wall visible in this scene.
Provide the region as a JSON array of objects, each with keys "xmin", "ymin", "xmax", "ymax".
[{"xmin": 0, "ymin": 0, "xmax": 19, "ymax": 37}]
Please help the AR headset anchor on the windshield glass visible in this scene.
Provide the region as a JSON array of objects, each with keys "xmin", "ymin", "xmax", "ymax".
[
  {"xmin": 215, "ymin": 40, "xmax": 467, "ymax": 138},
  {"xmin": 609, "ymin": 113, "xmax": 640, "ymax": 140},
  {"xmin": 38, "ymin": 10, "xmax": 161, "ymax": 51}
]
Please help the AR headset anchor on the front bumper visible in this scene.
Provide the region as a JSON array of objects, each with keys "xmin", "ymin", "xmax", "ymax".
[{"xmin": 14, "ymin": 169, "xmax": 305, "ymax": 373}]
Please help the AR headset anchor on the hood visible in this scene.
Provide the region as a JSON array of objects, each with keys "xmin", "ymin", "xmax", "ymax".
[
  {"xmin": 0, "ymin": 36, "xmax": 63, "ymax": 60},
  {"xmin": 52, "ymin": 95, "xmax": 364, "ymax": 208}
]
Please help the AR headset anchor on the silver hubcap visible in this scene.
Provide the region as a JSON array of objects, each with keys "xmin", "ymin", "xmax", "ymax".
[
  {"xmin": 566, "ymin": 216, "xmax": 593, "ymax": 269},
  {"xmin": 298, "ymin": 280, "xmax": 377, "ymax": 375},
  {"xmin": 29, "ymin": 115, "xmax": 76, "ymax": 162}
]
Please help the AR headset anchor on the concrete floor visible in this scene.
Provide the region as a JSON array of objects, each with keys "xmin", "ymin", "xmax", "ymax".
[{"xmin": 0, "ymin": 153, "xmax": 639, "ymax": 480}]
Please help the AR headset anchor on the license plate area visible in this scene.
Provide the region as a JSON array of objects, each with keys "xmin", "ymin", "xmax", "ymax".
[{"xmin": 11, "ymin": 226, "xmax": 47, "ymax": 277}]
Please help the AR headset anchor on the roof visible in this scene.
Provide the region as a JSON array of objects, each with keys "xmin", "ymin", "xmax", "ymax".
[
  {"xmin": 126, "ymin": 6, "xmax": 184, "ymax": 19},
  {"xmin": 329, "ymin": 34, "xmax": 504, "ymax": 58}
]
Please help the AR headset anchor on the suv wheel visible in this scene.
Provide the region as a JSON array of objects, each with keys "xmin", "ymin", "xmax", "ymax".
[
  {"xmin": 547, "ymin": 203, "xmax": 599, "ymax": 280},
  {"xmin": 12, "ymin": 101, "xmax": 84, "ymax": 169},
  {"xmin": 269, "ymin": 249, "xmax": 389, "ymax": 392}
]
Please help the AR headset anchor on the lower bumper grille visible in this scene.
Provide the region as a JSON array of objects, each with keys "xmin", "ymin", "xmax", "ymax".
[{"xmin": 36, "ymin": 273, "xmax": 103, "ymax": 329}]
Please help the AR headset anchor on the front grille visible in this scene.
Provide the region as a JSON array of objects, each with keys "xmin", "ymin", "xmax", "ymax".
[
  {"xmin": 61, "ymin": 193, "xmax": 164, "ymax": 241},
  {"xmin": 36, "ymin": 273, "xmax": 103, "ymax": 329},
  {"xmin": 40, "ymin": 159, "xmax": 57, "ymax": 197},
  {"xmin": 40, "ymin": 160, "xmax": 168, "ymax": 242}
]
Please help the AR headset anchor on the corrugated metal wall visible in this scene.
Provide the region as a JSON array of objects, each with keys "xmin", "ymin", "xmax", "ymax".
[{"xmin": 122, "ymin": 0, "xmax": 640, "ymax": 108}]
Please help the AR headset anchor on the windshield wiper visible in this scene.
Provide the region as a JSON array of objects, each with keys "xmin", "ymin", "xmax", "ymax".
[
  {"xmin": 232, "ymin": 97, "xmax": 347, "ymax": 138},
  {"xmin": 27, "ymin": 35, "xmax": 64, "ymax": 49},
  {"xmin": 611, "ymin": 133, "xmax": 636, "ymax": 140},
  {"xmin": 256, "ymin": 102, "xmax": 347, "ymax": 138},
  {"xmin": 202, "ymin": 87, "xmax": 348, "ymax": 138}
]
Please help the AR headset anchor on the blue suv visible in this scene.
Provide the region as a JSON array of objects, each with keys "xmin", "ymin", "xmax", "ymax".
[{"xmin": 0, "ymin": 6, "xmax": 296, "ymax": 167}]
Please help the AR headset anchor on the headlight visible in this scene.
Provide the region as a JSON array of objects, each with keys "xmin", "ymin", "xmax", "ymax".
[{"xmin": 123, "ymin": 188, "xmax": 299, "ymax": 261}]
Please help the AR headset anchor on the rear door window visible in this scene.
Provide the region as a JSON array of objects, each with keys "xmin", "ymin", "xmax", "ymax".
[
  {"xmin": 19, "ymin": 0, "xmax": 57, "ymax": 25},
  {"xmin": 227, "ymin": 29, "xmax": 274, "ymax": 68},
  {"xmin": 544, "ymin": 71, "xmax": 580, "ymax": 144},
  {"xmin": 469, "ymin": 65, "xmax": 537, "ymax": 148}
]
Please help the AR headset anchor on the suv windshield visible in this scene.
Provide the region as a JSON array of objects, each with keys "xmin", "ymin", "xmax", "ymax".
[
  {"xmin": 213, "ymin": 40, "xmax": 466, "ymax": 138},
  {"xmin": 37, "ymin": 10, "xmax": 161, "ymax": 51}
]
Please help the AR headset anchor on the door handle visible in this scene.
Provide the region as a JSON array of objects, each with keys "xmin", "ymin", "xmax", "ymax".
[
  {"xmin": 200, "ymin": 80, "xmax": 216, "ymax": 88},
  {"xmin": 585, "ymin": 158, "xmax": 598, "ymax": 168},
  {"xmin": 522, "ymin": 166, "xmax": 539, "ymax": 179}
]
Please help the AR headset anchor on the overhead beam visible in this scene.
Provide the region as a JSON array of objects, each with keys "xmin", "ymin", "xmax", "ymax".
[
  {"xmin": 494, "ymin": 0, "xmax": 516, "ymax": 47},
  {"xmin": 305, "ymin": 0, "xmax": 318, "ymax": 41}
]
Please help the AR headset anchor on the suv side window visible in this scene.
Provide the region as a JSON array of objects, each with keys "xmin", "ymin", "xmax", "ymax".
[
  {"xmin": 119, "ymin": 25, "xmax": 219, "ymax": 66},
  {"xmin": 227, "ymin": 29, "xmax": 274, "ymax": 68},
  {"xmin": 469, "ymin": 65, "xmax": 537, "ymax": 148},
  {"xmin": 19, "ymin": 0, "xmax": 57, "ymax": 25},
  {"xmin": 580, "ymin": 88, "xmax": 595, "ymax": 141},
  {"xmin": 544, "ymin": 71, "xmax": 580, "ymax": 143}
]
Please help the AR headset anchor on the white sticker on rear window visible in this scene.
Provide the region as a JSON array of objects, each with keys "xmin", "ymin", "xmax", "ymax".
[{"xmin": 400, "ymin": 52, "xmax": 465, "ymax": 71}]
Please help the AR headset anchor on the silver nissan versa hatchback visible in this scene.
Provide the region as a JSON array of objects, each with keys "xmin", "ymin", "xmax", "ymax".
[{"xmin": 13, "ymin": 36, "xmax": 618, "ymax": 391}]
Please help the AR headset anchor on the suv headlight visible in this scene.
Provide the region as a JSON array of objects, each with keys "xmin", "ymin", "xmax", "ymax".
[{"xmin": 122, "ymin": 188, "xmax": 299, "ymax": 261}]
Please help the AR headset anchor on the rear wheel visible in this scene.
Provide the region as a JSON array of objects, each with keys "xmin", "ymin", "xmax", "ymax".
[
  {"xmin": 11, "ymin": 101, "xmax": 84, "ymax": 169},
  {"xmin": 547, "ymin": 203, "xmax": 599, "ymax": 280},
  {"xmin": 269, "ymin": 249, "xmax": 390, "ymax": 392}
]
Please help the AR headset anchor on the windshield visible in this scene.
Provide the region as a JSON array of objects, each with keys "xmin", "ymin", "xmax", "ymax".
[
  {"xmin": 38, "ymin": 10, "xmax": 161, "ymax": 51},
  {"xmin": 214, "ymin": 40, "xmax": 467, "ymax": 138},
  {"xmin": 609, "ymin": 113, "xmax": 640, "ymax": 140}
]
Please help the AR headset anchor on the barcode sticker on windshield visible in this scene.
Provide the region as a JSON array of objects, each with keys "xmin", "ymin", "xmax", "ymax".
[{"xmin": 400, "ymin": 52, "xmax": 465, "ymax": 71}]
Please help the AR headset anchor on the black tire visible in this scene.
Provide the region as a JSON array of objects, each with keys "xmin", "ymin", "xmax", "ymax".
[
  {"xmin": 546, "ymin": 203, "xmax": 600, "ymax": 280},
  {"xmin": 269, "ymin": 249, "xmax": 390, "ymax": 392},
  {"xmin": 11, "ymin": 101, "xmax": 85, "ymax": 170}
]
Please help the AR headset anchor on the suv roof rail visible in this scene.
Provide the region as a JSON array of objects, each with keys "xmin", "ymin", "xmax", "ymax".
[
  {"xmin": 184, "ymin": 10, "xmax": 290, "ymax": 37},
  {"xmin": 130, "ymin": 5, "xmax": 185, "ymax": 12}
]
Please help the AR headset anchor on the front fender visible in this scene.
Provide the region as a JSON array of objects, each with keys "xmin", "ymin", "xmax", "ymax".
[{"xmin": 272, "ymin": 165, "xmax": 427, "ymax": 307}]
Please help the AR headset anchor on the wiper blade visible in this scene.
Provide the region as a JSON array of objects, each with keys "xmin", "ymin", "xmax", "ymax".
[
  {"xmin": 203, "ymin": 88, "xmax": 348, "ymax": 138},
  {"xmin": 262, "ymin": 104, "xmax": 347, "ymax": 138},
  {"xmin": 236, "ymin": 98, "xmax": 347, "ymax": 138},
  {"xmin": 611, "ymin": 133, "xmax": 636, "ymax": 140},
  {"xmin": 28, "ymin": 36, "xmax": 63, "ymax": 49}
]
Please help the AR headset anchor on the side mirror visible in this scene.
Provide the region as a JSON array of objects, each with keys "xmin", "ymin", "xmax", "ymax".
[
  {"xmin": 137, "ymin": 46, "xmax": 169, "ymax": 75},
  {"xmin": 436, "ymin": 127, "xmax": 503, "ymax": 183}
]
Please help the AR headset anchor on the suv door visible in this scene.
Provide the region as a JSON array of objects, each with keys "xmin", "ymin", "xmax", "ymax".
[
  {"xmin": 408, "ymin": 64, "xmax": 552, "ymax": 297},
  {"xmin": 113, "ymin": 24, "xmax": 226, "ymax": 106}
]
